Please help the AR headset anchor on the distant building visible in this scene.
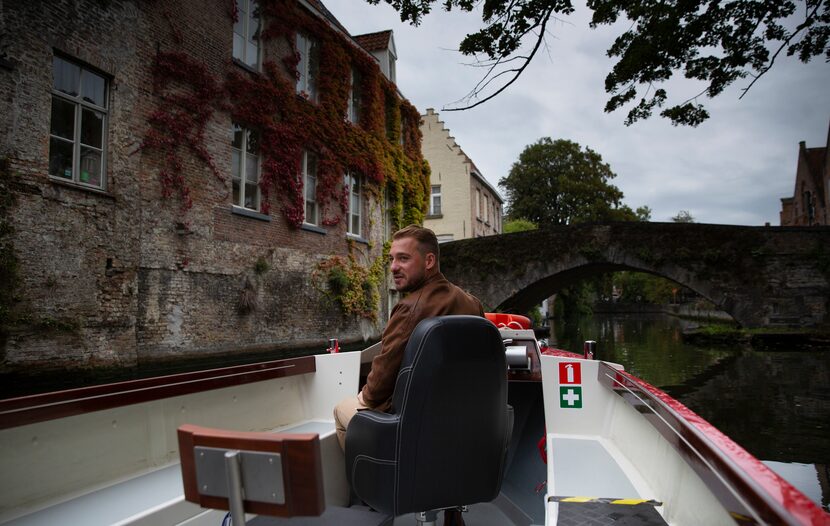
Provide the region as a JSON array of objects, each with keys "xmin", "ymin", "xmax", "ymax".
[
  {"xmin": 780, "ymin": 123, "xmax": 829, "ymax": 226},
  {"xmin": 420, "ymin": 109, "xmax": 503, "ymax": 242}
]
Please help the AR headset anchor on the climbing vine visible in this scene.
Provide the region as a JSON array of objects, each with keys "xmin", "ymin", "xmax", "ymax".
[
  {"xmin": 312, "ymin": 242, "xmax": 390, "ymax": 321},
  {"xmin": 142, "ymin": 0, "xmax": 429, "ymax": 228}
]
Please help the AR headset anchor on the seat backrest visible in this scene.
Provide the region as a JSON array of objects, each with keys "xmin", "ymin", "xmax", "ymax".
[{"xmin": 391, "ymin": 315, "xmax": 509, "ymax": 514}]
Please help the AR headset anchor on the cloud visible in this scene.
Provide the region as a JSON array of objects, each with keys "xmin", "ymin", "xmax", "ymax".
[{"xmin": 329, "ymin": 0, "xmax": 830, "ymax": 226}]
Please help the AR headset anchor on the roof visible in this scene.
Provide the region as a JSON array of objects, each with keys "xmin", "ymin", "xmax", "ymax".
[
  {"xmin": 303, "ymin": 0, "xmax": 351, "ymax": 36},
  {"xmin": 353, "ymin": 30, "xmax": 393, "ymax": 52}
]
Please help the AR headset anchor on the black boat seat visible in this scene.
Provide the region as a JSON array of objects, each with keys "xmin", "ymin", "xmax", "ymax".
[{"xmin": 345, "ymin": 315, "xmax": 513, "ymax": 524}]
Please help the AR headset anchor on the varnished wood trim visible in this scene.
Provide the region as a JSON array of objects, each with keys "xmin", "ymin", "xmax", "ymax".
[
  {"xmin": 0, "ymin": 356, "xmax": 316, "ymax": 430},
  {"xmin": 177, "ymin": 424, "xmax": 325, "ymax": 517}
]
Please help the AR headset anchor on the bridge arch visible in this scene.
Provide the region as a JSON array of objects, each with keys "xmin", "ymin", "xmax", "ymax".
[{"xmin": 440, "ymin": 223, "xmax": 830, "ymax": 328}]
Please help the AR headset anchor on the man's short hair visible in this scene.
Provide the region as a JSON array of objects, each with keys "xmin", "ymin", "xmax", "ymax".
[{"xmin": 393, "ymin": 225, "xmax": 440, "ymax": 262}]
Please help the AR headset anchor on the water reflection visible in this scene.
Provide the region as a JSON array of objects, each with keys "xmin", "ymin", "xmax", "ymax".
[{"xmin": 551, "ymin": 313, "xmax": 830, "ymax": 512}]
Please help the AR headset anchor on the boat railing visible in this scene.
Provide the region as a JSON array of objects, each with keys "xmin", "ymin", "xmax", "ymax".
[
  {"xmin": 597, "ymin": 362, "xmax": 816, "ymax": 526},
  {"xmin": 0, "ymin": 355, "xmax": 316, "ymax": 430}
]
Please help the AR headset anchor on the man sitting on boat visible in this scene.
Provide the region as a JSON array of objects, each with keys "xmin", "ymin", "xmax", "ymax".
[{"xmin": 334, "ymin": 225, "xmax": 484, "ymax": 447}]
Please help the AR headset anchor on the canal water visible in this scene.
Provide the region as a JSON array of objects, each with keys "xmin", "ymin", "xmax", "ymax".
[{"xmin": 549, "ymin": 313, "xmax": 830, "ymax": 512}]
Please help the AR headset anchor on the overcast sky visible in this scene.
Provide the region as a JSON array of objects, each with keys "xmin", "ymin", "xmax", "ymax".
[{"xmin": 328, "ymin": 1, "xmax": 830, "ymax": 225}]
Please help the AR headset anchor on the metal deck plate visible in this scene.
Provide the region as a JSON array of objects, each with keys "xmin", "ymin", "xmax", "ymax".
[{"xmin": 555, "ymin": 501, "xmax": 668, "ymax": 526}]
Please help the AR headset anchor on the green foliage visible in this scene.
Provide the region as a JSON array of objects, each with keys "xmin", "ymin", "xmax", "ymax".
[
  {"xmin": 253, "ymin": 257, "xmax": 270, "ymax": 275},
  {"xmin": 671, "ymin": 210, "xmax": 695, "ymax": 223},
  {"xmin": 503, "ymin": 218, "xmax": 538, "ymax": 233},
  {"xmin": 369, "ymin": 0, "xmax": 830, "ymax": 125},
  {"xmin": 499, "ymin": 138, "xmax": 641, "ymax": 226},
  {"xmin": 613, "ymin": 271, "xmax": 679, "ymax": 304},
  {"xmin": 312, "ymin": 243, "xmax": 390, "ymax": 321}
]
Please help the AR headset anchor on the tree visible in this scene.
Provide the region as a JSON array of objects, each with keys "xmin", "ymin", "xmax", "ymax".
[
  {"xmin": 671, "ymin": 210, "xmax": 695, "ymax": 223},
  {"xmin": 499, "ymin": 138, "xmax": 634, "ymax": 226},
  {"xmin": 503, "ymin": 218, "xmax": 539, "ymax": 233},
  {"xmin": 368, "ymin": 0, "xmax": 829, "ymax": 125}
]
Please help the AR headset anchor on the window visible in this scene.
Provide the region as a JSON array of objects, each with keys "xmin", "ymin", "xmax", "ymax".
[
  {"xmin": 296, "ymin": 33, "xmax": 319, "ymax": 102},
  {"xmin": 345, "ymin": 172, "xmax": 362, "ymax": 236},
  {"xmin": 430, "ymin": 185, "xmax": 441, "ymax": 216},
  {"xmin": 476, "ymin": 189, "xmax": 482, "ymax": 219},
  {"xmin": 303, "ymin": 151, "xmax": 318, "ymax": 225},
  {"xmin": 49, "ymin": 56, "xmax": 108, "ymax": 189},
  {"xmin": 233, "ymin": 0, "xmax": 260, "ymax": 68},
  {"xmin": 348, "ymin": 68, "xmax": 361, "ymax": 124},
  {"xmin": 485, "ymin": 195, "xmax": 490, "ymax": 223},
  {"xmin": 231, "ymin": 124, "xmax": 260, "ymax": 210}
]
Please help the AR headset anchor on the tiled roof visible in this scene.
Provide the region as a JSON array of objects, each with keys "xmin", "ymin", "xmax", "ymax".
[{"xmin": 354, "ymin": 30, "xmax": 392, "ymax": 52}]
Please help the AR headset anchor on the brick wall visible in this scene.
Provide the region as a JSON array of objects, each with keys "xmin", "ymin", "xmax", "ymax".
[{"xmin": 0, "ymin": 0, "xmax": 400, "ymax": 373}]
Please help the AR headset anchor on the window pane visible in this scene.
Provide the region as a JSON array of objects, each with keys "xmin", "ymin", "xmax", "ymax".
[
  {"xmin": 79, "ymin": 146, "xmax": 102, "ymax": 186},
  {"xmin": 232, "ymin": 124, "xmax": 243, "ymax": 149},
  {"xmin": 246, "ymin": 42, "xmax": 258, "ymax": 67},
  {"xmin": 81, "ymin": 70, "xmax": 106, "ymax": 107},
  {"xmin": 234, "ymin": 0, "xmax": 245, "ymax": 35},
  {"xmin": 53, "ymin": 56, "xmax": 80, "ymax": 96},
  {"xmin": 296, "ymin": 34, "xmax": 306, "ymax": 92},
  {"xmin": 231, "ymin": 149, "xmax": 241, "ymax": 180},
  {"xmin": 351, "ymin": 214, "xmax": 360, "ymax": 235},
  {"xmin": 49, "ymin": 137, "xmax": 73, "ymax": 179},
  {"xmin": 50, "ymin": 97, "xmax": 75, "ymax": 140},
  {"xmin": 246, "ymin": 129, "xmax": 259, "ymax": 154},
  {"xmin": 233, "ymin": 179, "xmax": 241, "ymax": 206},
  {"xmin": 233, "ymin": 34, "xmax": 244, "ymax": 61},
  {"xmin": 305, "ymin": 174, "xmax": 316, "ymax": 201},
  {"xmin": 308, "ymin": 39, "xmax": 319, "ymax": 99},
  {"xmin": 245, "ymin": 182, "xmax": 258, "ymax": 209},
  {"xmin": 350, "ymin": 192, "xmax": 359, "ymax": 213},
  {"xmin": 245, "ymin": 154, "xmax": 258, "ymax": 183},
  {"xmin": 305, "ymin": 201, "xmax": 316, "ymax": 224},
  {"xmin": 81, "ymin": 108, "xmax": 104, "ymax": 148}
]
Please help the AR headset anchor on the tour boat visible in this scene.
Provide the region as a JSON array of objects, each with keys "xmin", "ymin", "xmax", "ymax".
[{"xmin": 0, "ymin": 314, "xmax": 827, "ymax": 526}]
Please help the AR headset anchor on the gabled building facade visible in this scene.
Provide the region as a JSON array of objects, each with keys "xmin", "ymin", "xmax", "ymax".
[
  {"xmin": 780, "ymin": 123, "xmax": 829, "ymax": 226},
  {"xmin": 0, "ymin": 0, "xmax": 428, "ymax": 377},
  {"xmin": 420, "ymin": 109, "xmax": 502, "ymax": 242}
]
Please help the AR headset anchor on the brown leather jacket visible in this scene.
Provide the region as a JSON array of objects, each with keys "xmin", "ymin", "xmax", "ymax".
[{"xmin": 361, "ymin": 272, "xmax": 484, "ymax": 412}]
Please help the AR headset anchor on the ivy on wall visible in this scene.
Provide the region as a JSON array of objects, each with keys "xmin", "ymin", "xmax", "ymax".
[
  {"xmin": 141, "ymin": 0, "xmax": 430, "ymax": 229},
  {"xmin": 312, "ymin": 242, "xmax": 390, "ymax": 321}
]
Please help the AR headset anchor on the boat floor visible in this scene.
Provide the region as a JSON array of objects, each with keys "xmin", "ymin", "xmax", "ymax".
[{"xmin": 249, "ymin": 498, "xmax": 527, "ymax": 526}]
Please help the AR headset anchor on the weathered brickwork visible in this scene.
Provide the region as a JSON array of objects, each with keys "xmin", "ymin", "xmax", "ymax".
[
  {"xmin": 0, "ymin": 0, "xmax": 408, "ymax": 373},
  {"xmin": 442, "ymin": 223, "xmax": 830, "ymax": 329}
]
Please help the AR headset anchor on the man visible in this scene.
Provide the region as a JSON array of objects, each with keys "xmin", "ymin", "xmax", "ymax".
[{"xmin": 334, "ymin": 225, "xmax": 484, "ymax": 447}]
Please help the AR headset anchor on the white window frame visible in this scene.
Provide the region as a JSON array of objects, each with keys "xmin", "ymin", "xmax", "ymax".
[
  {"xmin": 303, "ymin": 151, "xmax": 318, "ymax": 226},
  {"xmin": 49, "ymin": 55, "xmax": 108, "ymax": 190},
  {"xmin": 233, "ymin": 0, "xmax": 260, "ymax": 69},
  {"xmin": 345, "ymin": 172, "xmax": 362, "ymax": 237},
  {"xmin": 231, "ymin": 123, "xmax": 261, "ymax": 211},
  {"xmin": 430, "ymin": 185, "xmax": 441, "ymax": 216},
  {"xmin": 296, "ymin": 33, "xmax": 319, "ymax": 102}
]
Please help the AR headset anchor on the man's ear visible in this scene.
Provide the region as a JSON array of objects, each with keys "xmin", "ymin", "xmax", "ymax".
[{"xmin": 424, "ymin": 252, "xmax": 436, "ymax": 271}]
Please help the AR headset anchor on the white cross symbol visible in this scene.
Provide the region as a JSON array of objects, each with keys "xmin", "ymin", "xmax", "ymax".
[{"xmin": 562, "ymin": 389, "xmax": 580, "ymax": 406}]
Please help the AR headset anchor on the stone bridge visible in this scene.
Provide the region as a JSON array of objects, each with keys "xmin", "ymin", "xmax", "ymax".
[{"xmin": 440, "ymin": 223, "xmax": 830, "ymax": 328}]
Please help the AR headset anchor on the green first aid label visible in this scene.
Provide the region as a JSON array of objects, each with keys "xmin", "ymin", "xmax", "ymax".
[{"xmin": 560, "ymin": 386, "xmax": 583, "ymax": 409}]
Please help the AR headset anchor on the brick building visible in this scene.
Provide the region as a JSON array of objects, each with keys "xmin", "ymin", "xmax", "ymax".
[
  {"xmin": 780, "ymin": 122, "xmax": 830, "ymax": 226},
  {"xmin": 0, "ymin": 0, "xmax": 429, "ymax": 375},
  {"xmin": 420, "ymin": 109, "xmax": 503, "ymax": 242}
]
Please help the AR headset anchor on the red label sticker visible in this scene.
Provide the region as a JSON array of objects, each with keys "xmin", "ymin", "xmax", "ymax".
[{"xmin": 559, "ymin": 362, "xmax": 581, "ymax": 384}]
